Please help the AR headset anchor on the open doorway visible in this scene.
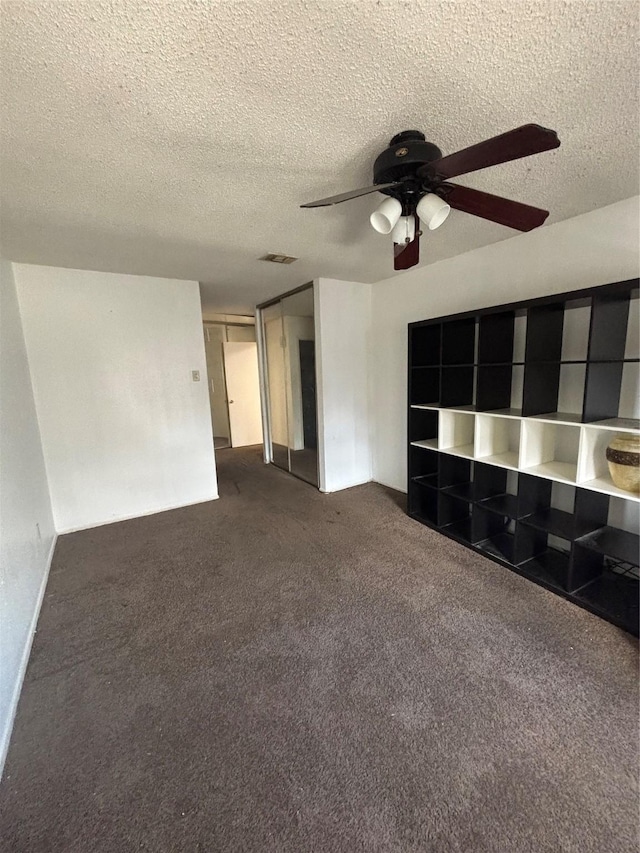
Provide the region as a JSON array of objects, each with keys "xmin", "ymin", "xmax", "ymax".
[{"xmin": 203, "ymin": 319, "xmax": 263, "ymax": 450}]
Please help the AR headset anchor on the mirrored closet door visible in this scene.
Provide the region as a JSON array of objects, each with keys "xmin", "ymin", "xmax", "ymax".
[{"xmin": 258, "ymin": 284, "xmax": 319, "ymax": 486}]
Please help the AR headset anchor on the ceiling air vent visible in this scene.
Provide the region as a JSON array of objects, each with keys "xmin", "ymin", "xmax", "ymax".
[{"xmin": 260, "ymin": 253, "xmax": 298, "ymax": 264}]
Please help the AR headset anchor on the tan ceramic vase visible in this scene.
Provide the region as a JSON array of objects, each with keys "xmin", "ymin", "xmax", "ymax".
[{"xmin": 606, "ymin": 433, "xmax": 640, "ymax": 494}]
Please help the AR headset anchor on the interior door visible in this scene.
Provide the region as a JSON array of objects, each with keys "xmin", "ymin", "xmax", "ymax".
[{"xmin": 222, "ymin": 341, "xmax": 264, "ymax": 447}]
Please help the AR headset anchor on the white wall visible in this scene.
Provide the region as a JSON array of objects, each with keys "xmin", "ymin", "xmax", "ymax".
[
  {"xmin": 201, "ymin": 311, "xmax": 255, "ymax": 325},
  {"xmin": 15, "ymin": 265, "xmax": 218, "ymax": 532},
  {"xmin": 227, "ymin": 326, "xmax": 256, "ymax": 343},
  {"xmin": 0, "ymin": 259, "xmax": 56, "ymax": 773},
  {"xmin": 371, "ymin": 196, "xmax": 640, "ymax": 492},
  {"xmin": 315, "ymin": 278, "xmax": 372, "ymax": 492}
]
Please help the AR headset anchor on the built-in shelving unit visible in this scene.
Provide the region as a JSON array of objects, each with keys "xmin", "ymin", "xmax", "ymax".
[{"xmin": 408, "ymin": 279, "xmax": 640, "ymax": 635}]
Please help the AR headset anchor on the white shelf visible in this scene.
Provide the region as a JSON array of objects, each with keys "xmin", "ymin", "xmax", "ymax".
[
  {"xmin": 411, "ymin": 439, "xmax": 438, "ymax": 450},
  {"xmin": 408, "ymin": 404, "xmax": 640, "ymax": 501},
  {"xmin": 445, "ymin": 404, "xmax": 476, "ymax": 413},
  {"xmin": 579, "ymin": 475, "xmax": 640, "ymax": 503},
  {"xmin": 521, "ymin": 421, "xmax": 581, "ymax": 485},
  {"xmin": 583, "ymin": 417, "xmax": 640, "ymax": 433},
  {"xmin": 529, "ymin": 411, "xmax": 583, "ymax": 425},
  {"xmin": 480, "ymin": 451, "xmax": 520, "ymax": 470},
  {"xmin": 474, "ymin": 407, "xmax": 522, "ymax": 420},
  {"xmin": 577, "ymin": 426, "xmax": 640, "ymax": 502},
  {"xmin": 439, "ymin": 411, "xmax": 475, "ymax": 456},
  {"xmin": 475, "ymin": 415, "xmax": 521, "ymax": 469},
  {"xmin": 413, "ymin": 404, "xmax": 476, "ymax": 413},
  {"xmin": 441, "ymin": 443, "xmax": 475, "ymax": 459},
  {"xmin": 522, "ymin": 460, "xmax": 578, "ymax": 485}
]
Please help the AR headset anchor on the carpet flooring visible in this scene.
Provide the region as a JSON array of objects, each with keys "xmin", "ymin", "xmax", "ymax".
[{"xmin": 1, "ymin": 448, "xmax": 638, "ymax": 852}]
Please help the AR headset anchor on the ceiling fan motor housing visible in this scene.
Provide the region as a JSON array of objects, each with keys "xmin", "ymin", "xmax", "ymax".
[{"xmin": 373, "ymin": 131, "xmax": 442, "ymax": 203}]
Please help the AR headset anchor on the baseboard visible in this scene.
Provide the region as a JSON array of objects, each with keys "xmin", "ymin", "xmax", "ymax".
[
  {"xmin": 0, "ymin": 533, "xmax": 58, "ymax": 778},
  {"xmin": 56, "ymin": 493, "xmax": 220, "ymax": 535},
  {"xmin": 320, "ymin": 478, "xmax": 408, "ymax": 495},
  {"xmin": 372, "ymin": 477, "xmax": 408, "ymax": 494},
  {"xmin": 319, "ymin": 477, "xmax": 373, "ymax": 494}
]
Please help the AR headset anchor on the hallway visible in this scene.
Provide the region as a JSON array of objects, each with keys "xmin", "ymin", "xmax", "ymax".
[{"xmin": 1, "ymin": 448, "xmax": 637, "ymax": 852}]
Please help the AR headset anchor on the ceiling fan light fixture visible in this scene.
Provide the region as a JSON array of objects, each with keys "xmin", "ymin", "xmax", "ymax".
[
  {"xmin": 391, "ymin": 215, "xmax": 415, "ymax": 245},
  {"xmin": 370, "ymin": 196, "xmax": 402, "ymax": 234},
  {"xmin": 301, "ymin": 124, "xmax": 560, "ymax": 270},
  {"xmin": 417, "ymin": 193, "xmax": 451, "ymax": 230}
]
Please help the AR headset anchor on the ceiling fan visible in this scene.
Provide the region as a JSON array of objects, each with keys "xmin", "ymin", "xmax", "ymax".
[{"xmin": 301, "ymin": 124, "xmax": 560, "ymax": 271}]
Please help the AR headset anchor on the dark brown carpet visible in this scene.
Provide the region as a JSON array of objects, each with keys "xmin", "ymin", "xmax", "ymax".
[{"xmin": 1, "ymin": 447, "xmax": 638, "ymax": 852}]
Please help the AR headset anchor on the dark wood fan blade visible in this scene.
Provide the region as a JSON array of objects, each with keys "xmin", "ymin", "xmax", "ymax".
[
  {"xmin": 394, "ymin": 215, "xmax": 420, "ymax": 270},
  {"xmin": 441, "ymin": 182, "xmax": 549, "ymax": 231},
  {"xmin": 419, "ymin": 124, "xmax": 560, "ymax": 181},
  {"xmin": 301, "ymin": 181, "xmax": 403, "ymax": 208}
]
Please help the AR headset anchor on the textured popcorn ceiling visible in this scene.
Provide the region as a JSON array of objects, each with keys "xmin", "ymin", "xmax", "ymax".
[{"xmin": 1, "ymin": 0, "xmax": 638, "ymax": 312}]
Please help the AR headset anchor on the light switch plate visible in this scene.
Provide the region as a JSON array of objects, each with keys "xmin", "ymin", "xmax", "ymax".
[{"xmin": 192, "ymin": 370, "xmax": 200, "ymax": 382}]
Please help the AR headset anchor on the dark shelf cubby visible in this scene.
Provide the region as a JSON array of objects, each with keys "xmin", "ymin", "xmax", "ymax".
[
  {"xmin": 439, "ymin": 454, "xmax": 473, "ymax": 501},
  {"xmin": 409, "ymin": 408, "xmax": 438, "ymax": 443},
  {"xmin": 518, "ymin": 478, "xmax": 609, "ymax": 541},
  {"xmin": 412, "ymin": 473, "xmax": 438, "ymax": 488},
  {"xmin": 410, "ymin": 366, "xmax": 439, "ymax": 405},
  {"xmin": 576, "ymin": 526, "xmax": 640, "ymax": 565},
  {"xmin": 476, "ymin": 365, "xmax": 513, "ymax": 411},
  {"xmin": 407, "ymin": 278, "xmax": 639, "ymax": 636},
  {"xmin": 583, "ymin": 362, "xmax": 625, "ymax": 423},
  {"xmin": 519, "ymin": 544, "xmax": 572, "ymax": 592},
  {"xmin": 440, "ymin": 366, "xmax": 474, "ymax": 407},
  {"xmin": 409, "ymin": 478, "xmax": 439, "ymax": 526},
  {"xmin": 525, "ymin": 303, "xmax": 565, "ymax": 362},
  {"xmin": 588, "ymin": 294, "xmax": 630, "ymax": 361},
  {"xmin": 409, "ymin": 444, "xmax": 438, "ymax": 479},
  {"xmin": 439, "ymin": 492, "xmax": 472, "ymax": 522},
  {"xmin": 557, "ymin": 362, "xmax": 586, "ymax": 419},
  {"xmin": 411, "ymin": 323, "xmax": 441, "ymax": 367},
  {"xmin": 442, "ymin": 318, "xmax": 476, "ymax": 365},
  {"xmin": 440, "ymin": 515, "xmax": 474, "ymax": 543},
  {"xmin": 582, "ymin": 294, "xmax": 631, "ymax": 422},
  {"xmin": 521, "ymin": 303, "xmax": 565, "ymax": 417},
  {"xmin": 521, "ymin": 508, "xmax": 584, "ymax": 541},
  {"xmin": 474, "ymin": 463, "xmax": 511, "ymax": 503},
  {"xmin": 441, "ymin": 482, "xmax": 475, "ymax": 501},
  {"xmin": 478, "ymin": 311, "xmax": 515, "ymax": 364},
  {"xmin": 517, "ymin": 473, "xmax": 551, "ymax": 516},
  {"xmin": 522, "ymin": 362, "xmax": 562, "ymax": 418},
  {"xmin": 474, "ymin": 507, "xmax": 519, "ymax": 563},
  {"xmin": 478, "ymin": 532, "xmax": 519, "ymax": 563},
  {"xmin": 480, "ymin": 493, "xmax": 519, "ymax": 518},
  {"xmin": 573, "ymin": 565, "xmax": 639, "ymax": 630}
]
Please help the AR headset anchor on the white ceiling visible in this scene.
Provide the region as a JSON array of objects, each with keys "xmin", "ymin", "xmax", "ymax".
[{"xmin": 1, "ymin": 1, "xmax": 638, "ymax": 313}]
